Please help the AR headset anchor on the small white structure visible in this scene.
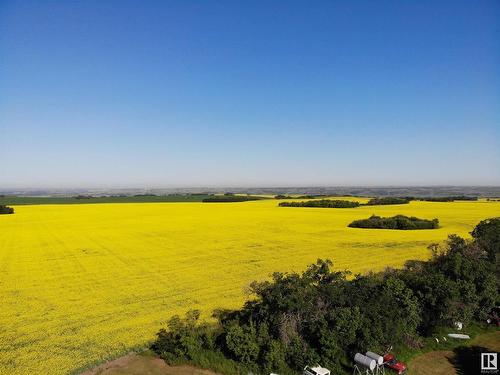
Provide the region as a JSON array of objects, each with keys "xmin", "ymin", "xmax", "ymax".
[
  {"xmin": 353, "ymin": 353, "xmax": 376, "ymax": 374},
  {"xmin": 304, "ymin": 365, "xmax": 331, "ymax": 375},
  {"xmin": 454, "ymin": 321, "xmax": 463, "ymax": 330}
]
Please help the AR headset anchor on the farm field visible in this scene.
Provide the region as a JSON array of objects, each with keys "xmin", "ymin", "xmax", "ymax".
[{"xmin": 0, "ymin": 199, "xmax": 498, "ymax": 374}]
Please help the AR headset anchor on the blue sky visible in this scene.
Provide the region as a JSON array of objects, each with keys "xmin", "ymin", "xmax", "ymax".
[{"xmin": 1, "ymin": 0, "xmax": 499, "ymax": 188}]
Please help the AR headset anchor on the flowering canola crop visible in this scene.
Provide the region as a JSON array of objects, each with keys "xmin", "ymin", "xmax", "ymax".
[{"xmin": 0, "ymin": 199, "xmax": 498, "ymax": 374}]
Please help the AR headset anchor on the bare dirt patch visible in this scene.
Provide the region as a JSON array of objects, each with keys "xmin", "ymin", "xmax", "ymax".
[{"xmin": 82, "ymin": 352, "xmax": 220, "ymax": 375}]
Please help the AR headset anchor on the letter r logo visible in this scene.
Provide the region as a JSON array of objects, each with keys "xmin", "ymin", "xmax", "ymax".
[{"xmin": 482, "ymin": 353, "xmax": 498, "ymax": 371}]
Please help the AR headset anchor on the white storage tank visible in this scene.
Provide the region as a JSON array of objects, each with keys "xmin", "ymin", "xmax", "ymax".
[
  {"xmin": 365, "ymin": 351, "xmax": 383, "ymax": 365},
  {"xmin": 354, "ymin": 353, "xmax": 376, "ymax": 371}
]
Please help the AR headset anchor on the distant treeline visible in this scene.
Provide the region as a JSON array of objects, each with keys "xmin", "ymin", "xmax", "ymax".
[
  {"xmin": 278, "ymin": 196, "xmax": 479, "ymax": 209},
  {"xmin": 365, "ymin": 197, "xmax": 410, "ymax": 205},
  {"xmin": 279, "ymin": 199, "xmax": 360, "ymax": 208},
  {"xmin": 275, "ymin": 195, "xmax": 328, "ymax": 199},
  {"xmin": 0, "ymin": 205, "xmax": 14, "ymax": 214},
  {"xmin": 202, "ymin": 196, "xmax": 263, "ymax": 203},
  {"xmin": 278, "ymin": 197, "xmax": 407, "ymax": 209},
  {"xmin": 151, "ymin": 218, "xmax": 499, "ymax": 375},
  {"xmin": 349, "ymin": 215, "xmax": 439, "ymax": 230},
  {"xmin": 412, "ymin": 196, "xmax": 478, "ymax": 202},
  {"xmin": 363, "ymin": 196, "xmax": 478, "ymax": 203}
]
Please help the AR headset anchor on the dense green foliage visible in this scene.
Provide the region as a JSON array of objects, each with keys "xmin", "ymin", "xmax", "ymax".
[
  {"xmin": 202, "ymin": 196, "xmax": 263, "ymax": 203},
  {"xmin": 471, "ymin": 217, "xmax": 500, "ymax": 280},
  {"xmin": 348, "ymin": 215, "xmax": 439, "ymax": 230},
  {"xmin": 151, "ymin": 219, "xmax": 498, "ymax": 374},
  {"xmin": 279, "ymin": 199, "xmax": 360, "ymax": 208},
  {"xmin": 0, "ymin": 205, "xmax": 14, "ymax": 214},
  {"xmin": 365, "ymin": 197, "xmax": 410, "ymax": 205},
  {"xmin": 471, "ymin": 218, "xmax": 500, "ymax": 261}
]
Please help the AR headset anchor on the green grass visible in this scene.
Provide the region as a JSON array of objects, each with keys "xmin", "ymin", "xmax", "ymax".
[
  {"xmin": 0, "ymin": 194, "xmax": 270, "ymax": 206},
  {"xmin": 0, "ymin": 195, "xmax": 219, "ymax": 205}
]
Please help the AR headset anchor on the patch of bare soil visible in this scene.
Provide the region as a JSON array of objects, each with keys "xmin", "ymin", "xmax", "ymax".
[{"xmin": 82, "ymin": 352, "xmax": 220, "ymax": 375}]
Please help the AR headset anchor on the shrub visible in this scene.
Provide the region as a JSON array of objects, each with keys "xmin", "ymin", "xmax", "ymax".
[
  {"xmin": 365, "ymin": 197, "xmax": 410, "ymax": 205},
  {"xmin": 279, "ymin": 199, "xmax": 360, "ymax": 208},
  {"xmin": 348, "ymin": 215, "xmax": 439, "ymax": 230},
  {"xmin": 0, "ymin": 205, "xmax": 14, "ymax": 214}
]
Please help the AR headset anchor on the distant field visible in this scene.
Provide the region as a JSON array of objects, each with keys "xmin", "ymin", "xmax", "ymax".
[
  {"xmin": 0, "ymin": 198, "xmax": 498, "ymax": 374},
  {"xmin": 0, "ymin": 195, "xmax": 216, "ymax": 205}
]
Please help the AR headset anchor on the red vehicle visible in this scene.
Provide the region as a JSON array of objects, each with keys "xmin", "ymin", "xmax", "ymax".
[{"xmin": 383, "ymin": 353, "xmax": 407, "ymax": 374}]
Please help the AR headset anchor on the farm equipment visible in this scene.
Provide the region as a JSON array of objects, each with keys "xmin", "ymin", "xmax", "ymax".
[{"xmin": 382, "ymin": 353, "xmax": 407, "ymax": 374}]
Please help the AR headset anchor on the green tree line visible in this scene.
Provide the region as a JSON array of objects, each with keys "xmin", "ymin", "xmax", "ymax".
[
  {"xmin": 151, "ymin": 218, "xmax": 499, "ymax": 374},
  {"xmin": 279, "ymin": 200, "xmax": 360, "ymax": 208},
  {"xmin": 202, "ymin": 196, "xmax": 263, "ymax": 203}
]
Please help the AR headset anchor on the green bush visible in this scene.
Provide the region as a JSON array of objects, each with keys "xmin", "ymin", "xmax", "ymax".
[
  {"xmin": 348, "ymin": 215, "xmax": 439, "ymax": 230},
  {"xmin": 0, "ymin": 205, "xmax": 14, "ymax": 214},
  {"xmin": 365, "ymin": 197, "xmax": 410, "ymax": 205},
  {"xmin": 279, "ymin": 199, "xmax": 360, "ymax": 208}
]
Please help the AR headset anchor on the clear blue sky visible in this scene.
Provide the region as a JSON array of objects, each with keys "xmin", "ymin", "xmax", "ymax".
[{"xmin": 1, "ymin": 0, "xmax": 499, "ymax": 188}]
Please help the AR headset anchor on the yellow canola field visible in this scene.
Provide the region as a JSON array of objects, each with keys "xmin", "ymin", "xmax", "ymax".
[{"xmin": 0, "ymin": 199, "xmax": 498, "ymax": 374}]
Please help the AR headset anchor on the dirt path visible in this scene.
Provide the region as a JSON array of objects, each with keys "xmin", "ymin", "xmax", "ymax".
[{"xmin": 81, "ymin": 352, "xmax": 220, "ymax": 375}]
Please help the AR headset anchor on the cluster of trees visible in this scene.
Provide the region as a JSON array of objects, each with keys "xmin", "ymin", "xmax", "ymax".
[
  {"xmin": 276, "ymin": 196, "xmax": 481, "ymax": 207},
  {"xmin": 365, "ymin": 197, "xmax": 410, "ymax": 205},
  {"xmin": 412, "ymin": 196, "xmax": 478, "ymax": 202},
  {"xmin": 203, "ymin": 196, "xmax": 262, "ymax": 203},
  {"xmin": 275, "ymin": 195, "xmax": 329, "ymax": 200},
  {"xmin": 279, "ymin": 200, "xmax": 360, "ymax": 208},
  {"xmin": 152, "ymin": 218, "xmax": 499, "ymax": 375},
  {"xmin": 348, "ymin": 215, "xmax": 439, "ymax": 230},
  {"xmin": 0, "ymin": 205, "xmax": 14, "ymax": 214}
]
